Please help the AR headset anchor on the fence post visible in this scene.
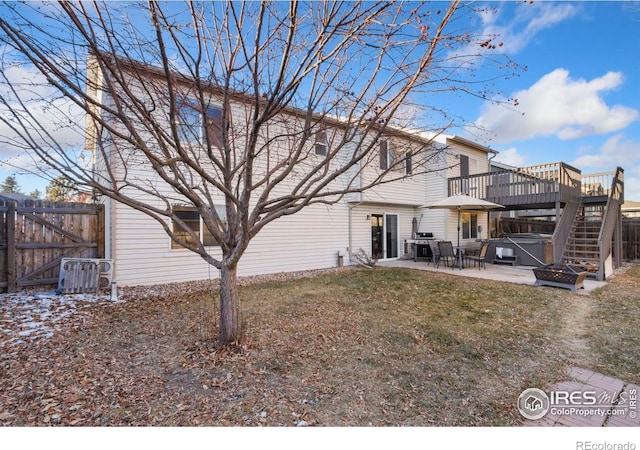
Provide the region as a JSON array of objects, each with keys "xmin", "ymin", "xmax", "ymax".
[{"xmin": 6, "ymin": 202, "xmax": 16, "ymax": 293}]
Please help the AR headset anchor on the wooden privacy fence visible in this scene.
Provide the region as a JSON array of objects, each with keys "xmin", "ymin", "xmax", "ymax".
[
  {"xmin": 623, "ymin": 218, "xmax": 640, "ymax": 262},
  {"xmin": 0, "ymin": 198, "xmax": 104, "ymax": 293}
]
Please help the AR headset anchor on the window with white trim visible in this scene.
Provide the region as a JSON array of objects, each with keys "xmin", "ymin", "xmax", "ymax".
[
  {"xmin": 174, "ymin": 99, "xmax": 223, "ymax": 148},
  {"xmin": 171, "ymin": 205, "xmax": 226, "ymax": 249},
  {"xmin": 380, "ymin": 140, "xmax": 412, "ymax": 174},
  {"xmin": 314, "ymin": 128, "xmax": 328, "ymax": 156}
]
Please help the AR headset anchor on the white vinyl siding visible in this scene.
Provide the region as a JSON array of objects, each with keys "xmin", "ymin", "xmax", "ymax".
[
  {"xmin": 110, "ymin": 200, "xmax": 350, "ymax": 285},
  {"xmin": 102, "ymin": 140, "xmax": 493, "ymax": 285},
  {"xmin": 447, "ymin": 148, "xmax": 490, "ymax": 179}
]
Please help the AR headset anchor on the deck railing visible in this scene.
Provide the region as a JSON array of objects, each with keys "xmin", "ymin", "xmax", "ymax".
[
  {"xmin": 448, "ymin": 162, "xmax": 582, "ymax": 207},
  {"xmin": 582, "ymin": 171, "xmax": 621, "ymax": 198},
  {"xmin": 597, "ymin": 167, "xmax": 625, "ymax": 278}
]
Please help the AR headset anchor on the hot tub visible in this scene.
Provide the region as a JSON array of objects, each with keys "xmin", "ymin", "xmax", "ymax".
[{"xmin": 486, "ymin": 233, "xmax": 554, "ymax": 266}]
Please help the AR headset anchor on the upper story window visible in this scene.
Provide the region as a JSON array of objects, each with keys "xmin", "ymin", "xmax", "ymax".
[
  {"xmin": 379, "ymin": 139, "xmax": 412, "ymax": 175},
  {"xmin": 204, "ymin": 105, "xmax": 223, "ymax": 148},
  {"xmin": 175, "ymin": 99, "xmax": 223, "ymax": 148},
  {"xmin": 459, "ymin": 154, "xmax": 469, "ymax": 178},
  {"xmin": 175, "ymin": 99, "xmax": 201, "ymax": 143},
  {"xmin": 314, "ymin": 128, "xmax": 328, "ymax": 156}
]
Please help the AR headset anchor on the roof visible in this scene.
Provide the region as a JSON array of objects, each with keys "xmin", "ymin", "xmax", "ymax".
[
  {"xmin": 490, "ymin": 160, "xmax": 515, "ymax": 171},
  {"xmin": 90, "ymin": 50, "xmax": 495, "ymax": 152},
  {"xmin": 446, "ymin": 135, "xmax": 497, "ymax": 155},
  {"xmin": 0, "ymin": 192, "xmax": 37, "ymax": 202},
  {"xmin": 622, "ymin": 200, "xmax": 640, "ymax": 211}
]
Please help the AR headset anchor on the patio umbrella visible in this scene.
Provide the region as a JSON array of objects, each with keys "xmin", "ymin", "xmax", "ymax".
[{"xmin": 420, "ymin": 194, "xmax": 504, "ymax": 249}]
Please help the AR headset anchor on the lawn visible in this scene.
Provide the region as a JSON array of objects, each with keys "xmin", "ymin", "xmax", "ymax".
[
  {"xmin": 0, "ymin": 264, "xmax": 638, "ymax": 426},
  {"xmin": 581, "ymin": 264, "xmax": 640, "ymax": 385}
]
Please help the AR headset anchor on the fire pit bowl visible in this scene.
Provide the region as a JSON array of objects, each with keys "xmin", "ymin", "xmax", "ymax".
[{"xmin": 533, "ymin": 264, "xmax": 588, "ymax": 293}]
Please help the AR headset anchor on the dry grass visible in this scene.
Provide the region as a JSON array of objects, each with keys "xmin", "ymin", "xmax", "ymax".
[
  {"xmin": 1, "ymin": 264, "xmax": 637, "ymax": 426},
  {"xmin": 580, "ymin": 264, "xmax": 640, "ymax": 385}
]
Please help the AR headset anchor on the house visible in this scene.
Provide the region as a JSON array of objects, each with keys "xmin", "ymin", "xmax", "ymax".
[
  {"xmin": 622, "ymin": 200, "xmax": 640, "ymax": 218},
  {"xmin": 96, "ymin": 136, "xmax": 495, "ymax": 287},
  {"xmin": 86, "ymin": 54, "xmax": 623, "ymax": 286},
  {"xmin": 85, "ymin": 55, "xmax": 497, "ymax": 286},
  {"xmin": 0, "ymin": 193, "xmax": 39, "ymax": 202}
]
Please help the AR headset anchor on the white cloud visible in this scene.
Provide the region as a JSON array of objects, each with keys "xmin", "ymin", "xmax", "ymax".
[
  {"xmin": 571, "ymin": 134, "xmax": 640, "ymax": 202},
  {"xmin": 571, "ymin": 134, "xmax": 640, "ymax": 169},
  {"xmin": 0, "ymin": 64, "xmax": 84, "ymax": 169},
  {"xmin": 482, "ymin": 2, "xmax": 579, "ymax": 55},
  {"xmin": 446, "ymin": 3, "xmax": 577, "ymax": 64},
  {"xmin": 625, "ymin": 175, "xmax": 640, "ymax": 203},
  {"xmin": 493, "ymin": 147, "xmax": 528, "ymax": 167},
  {"xmin": 0, "ymin": 151, "xmax": 42, "ymax": 173},
  {"xmin": 473, "ymin": 69, "xmax": 639, "ymax": 143}
]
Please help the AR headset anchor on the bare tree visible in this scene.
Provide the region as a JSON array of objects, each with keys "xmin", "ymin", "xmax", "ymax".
[{"xmin": 0, "ymin": 1, "xmax": 518, "ymax": 344}]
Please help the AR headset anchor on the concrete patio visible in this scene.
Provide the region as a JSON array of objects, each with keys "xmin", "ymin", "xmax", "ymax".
[{"xmin": 378, "ymin": 258, "xmax": 608, "ymax": 295}]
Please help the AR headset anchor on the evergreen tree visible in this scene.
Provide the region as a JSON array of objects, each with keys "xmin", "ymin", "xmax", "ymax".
[
  {"xmin": 0, "ymin": 175, "xmax": 22, "ymax": 194},
  {"xmin": 44, "ymin": 175, "xmax": 77, "ymax": 201}
]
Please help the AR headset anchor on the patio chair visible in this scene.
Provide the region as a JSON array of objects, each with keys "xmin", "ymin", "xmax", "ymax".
[
  {"xmin": 464, "ymin": 241, "xmax": 481, "ymax": 257},
  {"xmin": 465, "ymin": 242, "xmax": 490, "ymax": 270},
  {"xmin": 437, "ymin": 241, "xmax": 455, "ymax": 269},
  {"xmin": 428, "ymin": 240, "xmax": 440, "ymax": 267}
]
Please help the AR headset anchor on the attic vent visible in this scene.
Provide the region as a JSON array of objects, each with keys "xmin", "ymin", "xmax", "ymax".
[{"xmin": 58, "ymin": 258, "xmax": 114, "ymax": 294}]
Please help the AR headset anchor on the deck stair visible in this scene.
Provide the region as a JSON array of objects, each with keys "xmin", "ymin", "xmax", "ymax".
[
  {"xmin": 559, "ymin": 167, "xmax": 624, "ymax": 281},
  {"xmin": 562, "ymin": 204, "xmax": 603, "ymax": 276}
]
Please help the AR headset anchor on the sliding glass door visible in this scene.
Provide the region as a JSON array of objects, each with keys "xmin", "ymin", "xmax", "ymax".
[{"xmin": 371, "ymin": 213, "xmax": 399, "ymax": 259}]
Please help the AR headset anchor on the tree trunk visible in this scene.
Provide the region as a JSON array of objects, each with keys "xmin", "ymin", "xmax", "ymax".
[{"xmin": 219, "ymin": 261, "xmax": 240, "ymax": 344}]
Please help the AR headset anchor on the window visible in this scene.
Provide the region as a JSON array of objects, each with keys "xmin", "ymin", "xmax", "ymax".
[
  {"xmin": 459, "ymin": 154, "xmax": 469, "ymax": 177},
  {"xmin": 175, "ymin": 99, "xmax": 202, "ymax": 143},
  {"xmin": 171, "ymin": 205, "xmax": 226, "ymax": 249},
  {"xmin": 462, "ymin": 212, "xmax": 478, "ymax": 239},
  {"xmin": 204, "ymin": 105, "xmax": 223, "ymax": 148},
  {"xmin": 460, "ymin": 154, "xmax": 469, "ymax": 194},
  {"xmin": 314, "ymin": 128, "xmax": 328, "ymax": 156},
  {"xmin": 379, "ymin": 140, "xmax": 388, "ymax": 170},
  {"xmin": 380, "ymin": 140, "xmax": 412, "ymax": 174},
  {"xmin": 174, "ymin": 99, "xmax": 223, "ymax": 148}
]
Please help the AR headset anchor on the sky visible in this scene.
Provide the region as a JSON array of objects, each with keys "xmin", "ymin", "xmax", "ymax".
[
  {"xmin": 456, "ymin": 1, "xmax": 640, "ymax": 201},
  {"xmin": 0, "ymin": 1, "xmax": 639, "ymax": 201}
]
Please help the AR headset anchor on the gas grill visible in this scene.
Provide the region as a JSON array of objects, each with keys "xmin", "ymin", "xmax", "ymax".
[{"xmin": 412, "ymin": 232, "xmax": 434, "ymax": 262}]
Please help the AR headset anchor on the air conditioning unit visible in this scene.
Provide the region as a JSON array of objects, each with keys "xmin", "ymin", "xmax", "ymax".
[{"xmin": 58, "ymin": 258, "xmax": 114, "ymax": 294}]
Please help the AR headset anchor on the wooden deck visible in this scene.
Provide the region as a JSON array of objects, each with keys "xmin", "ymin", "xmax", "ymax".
[
  {"xmin": 448, "ymin": 162, "xmax": 582, "ymax": 209},
  {"xmin": 449, "ymin": 163, "xmax": 625, "ymax": 281}
]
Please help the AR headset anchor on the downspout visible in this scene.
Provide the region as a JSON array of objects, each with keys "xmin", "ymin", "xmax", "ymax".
[
  {"xmin": 488, "ymin": 150, "xmax": 497, "ymax": 167},
  {"xmin": 347, "ymin": 154, "xmax": 364, "ymax": 262},
  {"xmin": 348, "ymin": 200, "xmax": 365, "ymax": 262}
]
